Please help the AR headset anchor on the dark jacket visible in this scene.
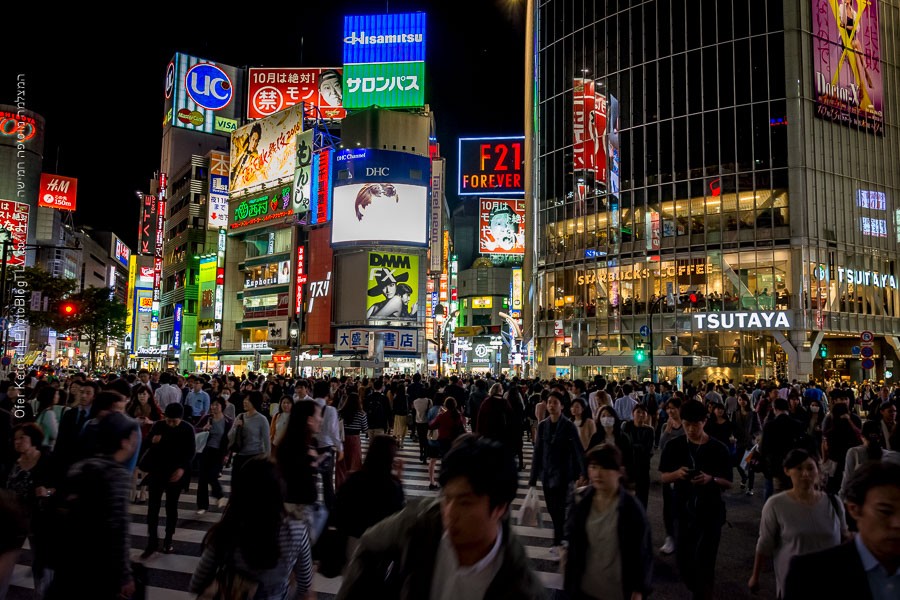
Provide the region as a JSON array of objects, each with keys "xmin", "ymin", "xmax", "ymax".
[
  {"xmin": 477, "ymin": 395, "xmax": 516, "ymax": 446},
  {"xmin": 141, "ymin": 420, "xmax": 195, "ymax": 484},
  {"xmin": 759, "ymin": 413, "xmax": 802, "ymax": 478},
  {"xmin": 564, "ymin": 486, "xmax": 653, "ymax": 599},
  {"xmin": 783, "ymin": 540, "xmax": 873, "ymax": 600},
  {"xmin": 337, "ymin": 498, "xmax": 544, "ymax": 600},
  {"xmin": 466, "ymin": 388, "xmax": 489, "ymax": 430},
  {"xmin": 333, "ymin": 469, "xmax": 405, "ymax": 538},
  {"xmin": 530, "ymin": 416, "xmax": 586, "ymax": 489}
]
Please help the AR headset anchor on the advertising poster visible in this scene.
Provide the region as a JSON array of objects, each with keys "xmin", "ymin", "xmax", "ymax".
[
  {"xmin": 230, "ymin": 104, "xmax": 304, "ymax": 194},
  {"xmin": 306, "ymin": 226, "xmax": 334, "ymax": 345},
  {"xmin": 573, "ymin": 78, "xmax": 606, "ymax": 177},
  {"xmin": 247, "ymin": 67, "xmax": 345, "ymax": 120},
  {"xmin": 198, "ymin": 256, "xmax": 216, "ymax": 321},
  {"xmin": 113, "ymin": 238, "xmax": 130, "ymax": 267},
  {"xmin": 133, "ymin": 289, "xmax": 153, "ymax": 350},
  {"xmin": 0, "ymin": 200, "xmax": 29, "ymax": 266},
  {"xmin": 336, "ymin": 327, "xmax": 419, "ymax": 355},
  {"xmin": 310, "ymin": 149, "xmax": 334, "ymax": 225},
  {"xmin": 163, "ymin": 53, "xmax": 243, "ymax": 136},
  {"xmin": 38, "ymin": 173, "xmax": 77, "ymax": 211},
  {"xmin": 229, "ymin": 185, "xmax": 293, "ymax": 232},
  {"xmin": 293, "ymin": 129, "xmax": 314, "ymax": 215},
  {"xmin": 458, "ymin": 137, "xmax": 524, "ymax": 196},
  {"xmin": 137, "ymin": 194, "xmax": 157, "ymax": 256},
  {"xmin": 479, "ymin": 199, "xmax": 525, "ymax": 255},
  {"xmin": 331, "ymin": 148, "xmax": 430, "ymax": 247},
  {"xmin": 811, "ymin": 0, "xmax": 883, "ymax": 133},
  {"xmin": 366, "ymin": 251, "xmax": 419, "ymax": 321}
]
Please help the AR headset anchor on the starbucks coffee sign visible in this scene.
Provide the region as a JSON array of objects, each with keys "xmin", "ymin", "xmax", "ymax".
[{"xmin": 693, "ymin": 311, "xmax": 791, "ymax": 331}]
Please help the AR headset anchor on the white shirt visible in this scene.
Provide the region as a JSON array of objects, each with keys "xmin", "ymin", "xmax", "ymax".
[
  {"xmin": 154, "ymin": 384, "xmax": 182, "ymax": 409},
  {"xmin": 315, "ymin": 401, "xmax": 343, "ymax": 453},
  {"xmin": 429, "ymin": 526, "xmax": 504, "ymax": 600}
]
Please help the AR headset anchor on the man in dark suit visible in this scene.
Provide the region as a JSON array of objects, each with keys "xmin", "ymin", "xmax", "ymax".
[{"xmin": 784, "ymin": 461, "xmax": 900, "ymax": 600}]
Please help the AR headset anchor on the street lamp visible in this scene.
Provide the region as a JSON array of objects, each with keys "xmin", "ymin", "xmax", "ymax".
[{"xmin": 107, "ymin": 346, "xmax": 116, "ymax": 369}]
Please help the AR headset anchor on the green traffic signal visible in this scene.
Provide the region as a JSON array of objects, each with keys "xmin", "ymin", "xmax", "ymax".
[
  {"xmin": 635, "ymin": 346, "xmax": 647, "ymax": 364},
  {"xmin": 819, "ymin": 344, "xmax": 828, "ymax": 359}
]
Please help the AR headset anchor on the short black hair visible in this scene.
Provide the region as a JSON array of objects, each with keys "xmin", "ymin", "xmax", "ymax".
[
  {"xmin": 783, "ymin": 448, "xmax": 815, "ymax": 471},
  {"xmin": 95, "ymin": 412, "xmax": 136, "ymax": 455},
  {"xmin": 845, "ymin": 461, "xmax": 900, "ymax": 506},
  {"xmin": 679, "ymin": 400, "xmax": 708, "ymax": 423},
  {"xmin": 586, "ymin": 443, "xmax": 622, "ymax": 471},
  {"xmin": 773, "ymin": 397, "xmax": 789, "ymax": 412},
  {"xmin": 14, "ymin": 423, "xmax": 44, "ymax": 448},
  {"xmin": 312, "ymin": 380, "xmax": 330, "ymax": 399},
  {"xmin": 438, "ymin": 436, "xmax": 517, "ymax": 511}
]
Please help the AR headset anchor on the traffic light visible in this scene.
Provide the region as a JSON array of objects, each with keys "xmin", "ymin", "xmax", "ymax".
[
  {"xmin": 58, "ymin": 301, "xmax": 78, "ymax": 318},
  {"xmin": 819, "ymin": 344, "xmax": 828, "ymax": 359},
  {"xmin": 635, "ymin": 344, "xmax": 647, "ymax": 364}
]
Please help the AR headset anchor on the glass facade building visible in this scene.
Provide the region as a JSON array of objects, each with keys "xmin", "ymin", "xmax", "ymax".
[{"xmin": 534, "ymin": 0, "xmax": 900, "ymax": 382}]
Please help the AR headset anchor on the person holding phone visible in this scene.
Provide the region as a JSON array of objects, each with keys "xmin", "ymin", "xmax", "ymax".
[{"xmin": 659, "ymin": 400, "xmax": 733, "ymax": 600}]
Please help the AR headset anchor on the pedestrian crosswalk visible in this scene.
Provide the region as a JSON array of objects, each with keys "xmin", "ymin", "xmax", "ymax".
[{"xmin": 8, "ymin": 433, "xmax": 562, "ymax": 599}]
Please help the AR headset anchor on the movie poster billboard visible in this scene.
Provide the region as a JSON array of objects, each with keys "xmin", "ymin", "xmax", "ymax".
[
  {"xmin": 479, "ymin": 199, "xmax": 525, "ymax": 255},
  {"xmin": 247, "ymin": 68, "xmax": 345, "ymax": 121},
  {"xmin": 332, "ymin": 149, "xmax": 430, "ymax": 247},
  {"xmin": 230, "ymin": 104, "xmax": 304, "ymax": 194},
  {"xmin": 198, "ymin": 256, "xmax": 216, "ymax": 321},
  {"xmin": 811, "ymin": 0, "xmax": 883, "ymax": 133},
  {"xmin": 366, "ymin": 251, "xmax": 419, "ymax": 321}
]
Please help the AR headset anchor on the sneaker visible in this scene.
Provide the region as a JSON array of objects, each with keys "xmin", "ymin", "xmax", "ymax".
[
  {"xmin": 746, "ymin": 489, "xmax": 755, "ymax": 496},
  {"xmin": 162, "ymin": 540, "xmax": 175, "ymax": 554},
  {"xmin": 660, "ymin": 536, "xmax": 675, "ymax": 555},
  {"xmin": 217, "ymin": 497, "xmax": 228, "ymax": 509},
  {"xmin": 548, "ymin": 546, "xmax": 561, "ymax": 561},
  {"xmin": 140, "ymin": 545, "xmax": 157, "ymax": 560},
  {"xmin": 196, "ymin": 509, "xmax": 207, "ymax": 516}
]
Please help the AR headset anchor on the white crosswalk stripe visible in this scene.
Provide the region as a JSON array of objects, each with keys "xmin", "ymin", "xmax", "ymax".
[{"xmin": 9, "ymin": 433, "xmax": 562, "ymax": 599}]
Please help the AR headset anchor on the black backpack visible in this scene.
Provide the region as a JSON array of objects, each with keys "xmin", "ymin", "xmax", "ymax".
[{"xmin": 365, "ymin": 392, "xmax": 389, "ymax": 429}]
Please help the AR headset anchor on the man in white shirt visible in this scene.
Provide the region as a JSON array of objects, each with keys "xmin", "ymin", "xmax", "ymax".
[
  {"xmin": 337, "ymin": 437, "xmax": 544, "ymax": 600},
  {"xmin": 614, "ymin": 383, "xmax": 639, "ymax": 421},
  {"xmin": 313, "ymin": 380, "xmax": 343, "ymax": 511},
  {"xmin": 153, "ymin": 373, "xmax": 182, "ymax": 410}
]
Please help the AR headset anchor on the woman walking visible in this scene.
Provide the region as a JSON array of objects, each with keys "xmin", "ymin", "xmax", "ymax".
[
  {"xmin": 189, "ymin": 458, "xmax": 313, "ymax": 599},
  {"xmin": 336, "ymin": 393, "xmax": 368, "ymax": 489},
  {"xmin": 748, "ymin": 449, "xmax": 848, "ymax": 598},
  {"xmin": 194, "ymin": 398, "xmax": 233, "ymax": 514},
  {"xmin": 228, "ymin": 391, "xmax": 271, "ymax": 487}
]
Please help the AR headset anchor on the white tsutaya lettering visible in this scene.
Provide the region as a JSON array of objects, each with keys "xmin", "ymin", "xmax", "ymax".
[{"xmin": 747, "ymin": 313, "xmax": 762, "ymax": 328}]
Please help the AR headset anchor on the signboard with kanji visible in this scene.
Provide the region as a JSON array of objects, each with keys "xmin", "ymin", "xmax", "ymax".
[{"xmin": 335, "ymin": 327, "xmax": 420, "ymax": 356}]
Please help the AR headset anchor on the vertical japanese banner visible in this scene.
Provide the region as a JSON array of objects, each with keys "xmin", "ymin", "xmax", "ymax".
[
  {"xmin": 429, "ymin": 158, "xmax": 444, "ymax": 273},
  {"xmin": 293, "ymin": 129, "xmax": 314, "ymax": 215},
  {"xmin": 0, "ymin": 201, "xmax": 29, "ymax": 266},
  {"xmin": 811, "ymin": 0, "xmax": 883, "ymax": 133}
]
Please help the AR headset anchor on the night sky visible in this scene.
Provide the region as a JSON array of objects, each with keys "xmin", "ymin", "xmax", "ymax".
[{"xmin": 0, "ymin": 1, "xmax": 525, "ymax": 250}]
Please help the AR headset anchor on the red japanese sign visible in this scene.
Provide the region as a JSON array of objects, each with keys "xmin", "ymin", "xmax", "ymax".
[
  {"xmin": 247, "ymin": 68, "xmax": 346, "ymax": 120},
  {"xmin": 0, "ymin": 200, "xmax": 29, "ymax": 266},
  {"xmin": 573, "ymin": 78, "xmax": 608, "ymax": 181},
  {"xmin": 295, "ymin": 245, "xmax": 307, "ymax": 316},
  {"xmin": 38, "ymin": 173, "xmax": 77, "ymax": 211},
  {"xmin": 306, "ymin": 226, "xmax": 333, "ymax": 346},
  {"xmin": 479, "ymin": 198, "xmax": 525, "ymax": 255}
]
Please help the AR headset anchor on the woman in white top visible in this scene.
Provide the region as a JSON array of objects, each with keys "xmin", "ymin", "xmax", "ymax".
[
  {"xmin": 840, "ymin": 420, "xmax": 900, "ymax": 500},
  {"xmin": 748, "ymin": 449, "xmax": 849, "ymax": 598}
]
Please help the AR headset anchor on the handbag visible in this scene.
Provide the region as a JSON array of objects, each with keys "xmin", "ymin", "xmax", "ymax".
[
  {"xmin": 195, "ymin": 431, "xmax": 210, "ymax": 454},
  {"xmin": 314, "ymin": 525, "xmax": 348, "ymax": 579},
  {"xmin": 229, "ymin": 419, "xmax": 244, "ymax": 454},
  {"xmin": 198, "ymin": 546, "xmax": 259, "ymax": 600}
]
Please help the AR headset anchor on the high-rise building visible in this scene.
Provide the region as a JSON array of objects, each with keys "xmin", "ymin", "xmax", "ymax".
[{"xmin": 533, "ymin": 1, "xmax": 900, "ymax": 382}]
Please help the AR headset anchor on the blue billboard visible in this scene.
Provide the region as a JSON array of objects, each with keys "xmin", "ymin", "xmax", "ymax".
[
  {"xmin": 343, "ymin": 13, "xmax": 427, "ymax": 64},
  {"xmin": 172, "ymin": 303, "xmax": 183, "ymax": 352}
]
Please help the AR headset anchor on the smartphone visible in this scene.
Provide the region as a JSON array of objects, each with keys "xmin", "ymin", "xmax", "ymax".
[{"xmin": 686, "ymin": 468, "xmax": 701, "ymax": 479}]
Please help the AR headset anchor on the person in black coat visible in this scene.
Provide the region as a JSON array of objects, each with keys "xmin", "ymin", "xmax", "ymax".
[
  {"xmin": 564, "ymin": 444, "xmax": 653, "ymax": 600},
  {"xmin": 758, "ymin": 397, "xmax": 803, "ymax": 498},
  {"xmin": 783, "ymin": 461, "xmax": 900, "ymax": 600},
  {"xmin": 529, "ymin": 391, "xmax": 586, "ymax": 551}
]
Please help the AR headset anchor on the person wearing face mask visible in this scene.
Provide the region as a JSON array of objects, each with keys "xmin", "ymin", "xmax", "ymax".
[
  {"xmin": 805, "ymin": 398, "xmax": 825, "ymax": 458},
  {"xmin": 841, "ymin": 420, "xmax": 900, "ymax": 502}
]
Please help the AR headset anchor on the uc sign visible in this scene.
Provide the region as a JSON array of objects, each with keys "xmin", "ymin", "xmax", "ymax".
[
  {"xmin": 186, "ymin": 63, "xmax": 233, "ymax": 110},
  {"xmin": 458, "ymin": 136, "xmax": 525, "ymax": 196}
]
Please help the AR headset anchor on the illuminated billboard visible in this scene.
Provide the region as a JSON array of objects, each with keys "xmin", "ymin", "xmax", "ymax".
[
  {"xmin": 163, "ymin": 53, "xmax": 243, "ymax": 136},
  {"xmin": 208, "ymin": 150, "xmax": 230, "ymax": 229},
  {"xmin": 458, "ymin": 137, "xmax": 524, "ymax": 196},
  {"xmin": 247, "ymin": 68, "xmax": 345, "ymax": 120},
  {"xmin": 293, "ymin": 129, "xmax": 314, "ymax": 216},
  {"xmin": 812, "ymin": 0, "xmax": 883, "ymax": 134},
  {"xmin": 366, "ymin": 251, "xmax": 419, "ymax": 321},
  {"xmin": 573, "ymin": 80, "xmax": 619, "ymax": 199},
  {"xmin": 133, "ymin": 288, "xmax": 153, "ymax": 350},
  {"xmin": 310, "ymin": 149, "xmax": 334, "ymax": 225},
  {"xmin": 336, "ymin": 327, "xmax": 419, "ymax": 356},
  {"xmin": 331, "ymin": 148, "xmax": 430, "ymax": 247},
  {"xmin": 137, "ymin": 194, "xmax": 157, "ymax": 256},
  {"xmin": 342, "ymin": 13, "xmax": 426, "ymax": 109},
  {"xmin": 229, "ymin": 184, "xmax": 293, "ymax": 232},
  {"xmin": 230, "ymin": 104, "xmax": 304, "ymax": 194},
  {"xmin": 198, "ymin": 256, "xmax": 216, "ymax": 321},
  {"xmin": 38, "ymin": 173, "xmax": 77, "ymax": 211},
  {"xmin": 172, "ymin": 303, "xmax": 183, "ymax": 352},
  {"xmin": 479, "ymin": 198, "xmax": 525, "ymax": 255},
  {"xmin": 306, "ymin": 226, "xmax": 333, "ymax": 345},
  {"xmin": 0, "ymin": 200, "xmax": 29, "ymax": 266},
  {"xmin": 113, "ymin": 237, "xmax": 130, "ymax": 267}
]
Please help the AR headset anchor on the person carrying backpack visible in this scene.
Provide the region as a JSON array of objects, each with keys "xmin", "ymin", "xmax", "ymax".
[{"xmin": 364, "ymin": 379, "xmax": 392, "ymax": 438}]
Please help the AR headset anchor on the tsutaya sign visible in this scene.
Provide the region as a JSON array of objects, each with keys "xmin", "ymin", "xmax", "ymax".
[
  {"xmin": 815, "ymin": 265, "xmax": 898, "ymax": 290},
  {"xmin": 693, "ymin": 311, "xmax": 791, "ymax": 331}
]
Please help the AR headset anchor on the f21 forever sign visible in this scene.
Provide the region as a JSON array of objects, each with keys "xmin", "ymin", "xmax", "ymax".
[{"xmin": 331, "ymin": 148, "xmax": 430, "ymax": 247}]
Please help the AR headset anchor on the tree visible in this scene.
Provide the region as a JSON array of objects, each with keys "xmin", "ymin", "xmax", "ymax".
[
  {"xmin": 64, "ymin": 286, "xmax": 127, "ymax": 372},
  {"xmin": 17, "ymin": 266, "xmax": 77, "ymax": 331}
]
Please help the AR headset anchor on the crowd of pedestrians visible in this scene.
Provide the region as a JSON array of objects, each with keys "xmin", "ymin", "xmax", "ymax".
[{"xmin": 0, "ymin": 368, "xmax": 898, "ymax": 599}]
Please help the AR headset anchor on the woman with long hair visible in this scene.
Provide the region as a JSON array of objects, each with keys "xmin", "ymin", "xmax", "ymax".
[
  {"xmin": 228, "ymin": 391, "xmax": 272, "ymax": 487},
  {"xmin": 570, "ymin": 397, "xmax": 597, "ymax": 451},
  {"xmin": 333, "ymin": 435, "xmax": 405, "ymax": 564},
  {"xmin": 194, "ymin": 398, "xmax": 233, "ymax": 514},
  {"xmin": 805, "ymin": 398, "xmax": 826, "ymax": 458},
  {"xmin": 189, "ymin": 458, "xmax": 312, "ymax": 599},
  {"xmin": 564, "ymin": 444, "xmax": 652, "ymax": 600},
  {"xmin": 748, "ymin": 449, "xmax": 848, "ymax": 598},
  {"xmin": 33, "ymin": 387, "xmax": 59, "ymax": 451},
  {"xmin": 126, "ymin": 383, "xmax": 162, "ymax": 503},
  {"xmin": 269, "ymin": 396, "xmax": 293, "ymax": 449},
  {"xmin": 840, "ymin": 419, "xmax": 900, "ymax": 500},
  {"xmin": 733, "ymin": 393, "xmax": 761, "ymax": 494},
  {"xmin": 506, "ymin": 383, "xmax": 527, "ymax": 470},
  {"xmin": 427, "ymin": 396, "xmax": 466, "ymax": 490},
  {"xmin": 337, "ymin": 393, "xmax": 368, "ymax": 489},
  {"xmin": 276, "ymin": 400, "xmax": 322, "ymax": 510},
  {"xmin": 822, "ymin": 403, "xmax": 863, "ymax": 494}
]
